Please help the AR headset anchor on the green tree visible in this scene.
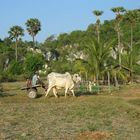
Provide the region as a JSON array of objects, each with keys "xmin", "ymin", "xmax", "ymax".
[
  {"xmin": 24, "ymin": 53, "xmax": 44, "ymax": 76},
  {"xmin": 92, "ymin": 10, "xmax": 103, "ymax": 43},
  {"xmin": 123, "ymin": 10, "xmax": 138, "ymax": 83},
  {"xmin": 121, "ymin": 44, "xmax": 140, "ymax": 83},
  {"xmin": 25, "ymin": 18, "xmax": 41, "ymax": 47},
  {"xmin": 9, "ymin": 61, "xmax": 23, "ymax": 75},
  {"xmin": 84, "ymin": 38, "xmax": 113, "ymax": 85},
  {"xmin": 73, "ymin": 59, "xmax": 88, "ymax": 80},
  {"xmin": 8, "ymin": 25, "xmax": 24, "ymax": 61},
  {"xmin": 111, "ymin": 7, "xmax": 126, "ymax": 66},
  {"xmin": 124, "ymin": 10, "xmax": 138, "ymax": 49},
  {"xmin": 50, "ymin": 59, "xmax": 73, "ymax": 73}
]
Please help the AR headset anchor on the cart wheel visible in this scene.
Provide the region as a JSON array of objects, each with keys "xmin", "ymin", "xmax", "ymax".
[{"xmin": 28, "ymin": 89, "xmax": 37, "ymax": 99}]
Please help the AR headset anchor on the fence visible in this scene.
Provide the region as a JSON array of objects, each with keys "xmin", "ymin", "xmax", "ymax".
[{"xmin": 75, "ymin": 81, "xmax": 119, "ymax": 94}]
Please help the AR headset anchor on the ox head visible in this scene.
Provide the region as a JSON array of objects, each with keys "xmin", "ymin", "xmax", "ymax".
[{"xmin": 72, "ymin": 74, "xmax": 81, "ymax": 83}]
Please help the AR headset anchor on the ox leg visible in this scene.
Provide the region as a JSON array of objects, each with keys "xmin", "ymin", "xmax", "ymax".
[
  {"xmin": 71, "ymin": 89, "xmax": 75, "ymax": 97},
  {"xmin": 52, "ymin": 88, "xmax": 58, "ymax": 98},
  {"xmin": 64, "ymin": 88, "xmax": 68, "ymax": 98},
  {"xmin": 45, "ymin": 86, "xmax": 52, "ymax": 97}
]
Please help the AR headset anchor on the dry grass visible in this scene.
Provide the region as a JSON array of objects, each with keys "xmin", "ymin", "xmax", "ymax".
[{"xmin": 0, "ymin": 82, "xmax": 140, "ymax": 140}]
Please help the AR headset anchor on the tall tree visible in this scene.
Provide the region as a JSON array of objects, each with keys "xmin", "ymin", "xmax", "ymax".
[
  {"xmin": 8, "ymin": 25, "xmax": 24, "ymax": 61},
  {"xmin": 124, "ymin": 10, "xmax": 138, "ymax": 49},
  {"xmin": 25, "ymin": 18, "xmax": 41, "ymax": 47},
  {"xmin": 123, "ymin": 10, "xmax": 138, "ymax": 83},
  {"xmin": 92, "ymin": 10, "xmax": 103, "ymax": 43},
  {"xmin": 84, "ymin": 38, "xmax": 113, "ymax": 88},
  {"xmin": 111, "ymin": 7, "xmax": 126, "ymax": 66},
  {"xmin": 121, "ymin": 44, "xmax": 140, "ymax": 83}
]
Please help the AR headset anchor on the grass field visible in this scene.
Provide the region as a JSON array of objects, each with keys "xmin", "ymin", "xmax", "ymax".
[{"xmin": 0, "ymin": 82, "xmax": 140, "ymax": 140}]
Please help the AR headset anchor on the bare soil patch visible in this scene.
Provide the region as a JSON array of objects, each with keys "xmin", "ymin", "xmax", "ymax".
[{"xmin": 75, "ymin": 131, "xmax": 112, "ymax": 140}]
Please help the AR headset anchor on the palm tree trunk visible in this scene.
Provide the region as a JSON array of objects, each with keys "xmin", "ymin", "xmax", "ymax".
[
  {"xmin": 130, "ymin": 25, "xmax": 133, "ymax": 83},
  {"xmin": 129, "ymin": 71, "xmax": 133, "ymax": 84},
  {"xmin": 107, "ymin": 71, "xmax": 111, "ymax": 93},
  {"xmin": 114, "ymin": 72, "xmax": 118, "ymax": 87},
  {"xmin": 96, "ymin": 73, "xmax": 100, "ymax": 93},
  {"xmin": 130, "ymin": 24, "xmax": 133, "ymax": 50},
  {"xmin": 118, "ymin": 30, "xmax": 121, "ymax": 66},
  {"xmin": 15, "ymin": 39, "xmax": 18, "ymax": 62},
  {"xmin": 96, "ymin": 16, "xmax": 100, "ymax": 43},
  {"xmin": 97, "ymin": 20, "xmax": 100, "ymax": 43},
  {"xmin": 97, "ymin": 29, "xmax": 100, "ymax": 43},
  {"xmin": 32, "ymin": 35, "xmax": 35, "ymax": 48}
]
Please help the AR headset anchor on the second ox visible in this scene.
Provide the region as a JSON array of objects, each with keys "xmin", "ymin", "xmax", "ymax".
[{"xmin": 45, "ymin": 72, "xmax": 81, "ymax": 98}]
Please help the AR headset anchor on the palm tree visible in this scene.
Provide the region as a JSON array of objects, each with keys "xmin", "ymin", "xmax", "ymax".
[
  {"xmin": 121, "ymin": 44, "xmax": 140, "ymax": 83},
  {"xmin": 84, "ymin": 38, "xmax": 113, "ymax": 91},
  {"xmin": 8, "ymin": 25, "xmax": 24, "ymax": 61},
  {"xmin": 123, "ymin": 10, "xmax": 138, "ymax": 83},
  {"xmin": 92, "ymin": 10, "xmax": 103, "ymax": 43},
  {"xmin": 25, "ymin": 18, "xmax": 41, "ymax": 47},
  {"xmin": 111, "ymin": 7, "xmax": 126, "ymax": 66},
  {"xmin": 124, "ymin": 10, "xmax": 138, "ymax": 50}
]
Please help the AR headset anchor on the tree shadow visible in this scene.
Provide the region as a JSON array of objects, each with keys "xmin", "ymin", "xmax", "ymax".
[
  {"xmin": 36, "ymin": 94, "xmax": 44, "ymax": 98},
  {"xmin": 36, "ymin": 91, "xmax": 98, "ymax": 98},
  {"xmin": 0, "ymin": 92, "xmax": 17, "ymax": 97},
  {"xmin": 76, "ymin": 91, "xmax": 98, "ymax": 97}
]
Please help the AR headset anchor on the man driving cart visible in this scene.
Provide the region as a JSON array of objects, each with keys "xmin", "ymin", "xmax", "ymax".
[{"xmin": 22, "ymin": 71, "xmax": 46, "ymax": 98}]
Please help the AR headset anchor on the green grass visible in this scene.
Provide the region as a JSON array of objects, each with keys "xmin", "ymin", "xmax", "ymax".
[
  {"xmin": 128, "ymin": 99, "xmax": 140, "ymax": 106},
  {"xmin": 0, "ymin": 82, "xmax": 140, "ymax": 140}
]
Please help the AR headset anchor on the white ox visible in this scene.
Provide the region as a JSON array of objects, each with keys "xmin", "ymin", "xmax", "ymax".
[{"xmin": 45, "ymin": 72, "xmax": 81, "ymax": 98}]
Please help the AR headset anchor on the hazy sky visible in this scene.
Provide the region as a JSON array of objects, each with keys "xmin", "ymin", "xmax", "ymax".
[{"xmin": 0, "ymin": 0, "xmax": 139, "ymax": 42}]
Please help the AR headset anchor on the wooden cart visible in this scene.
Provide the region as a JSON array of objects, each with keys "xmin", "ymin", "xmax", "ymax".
[{"xmin": 21, "ymin": 85, "xmax": 42, "ymax": 99}]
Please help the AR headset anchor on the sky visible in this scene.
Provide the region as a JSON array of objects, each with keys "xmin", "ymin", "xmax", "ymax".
[{"xmin": 0, "ymin": 0, "xmax": 139, "ymax": 42}]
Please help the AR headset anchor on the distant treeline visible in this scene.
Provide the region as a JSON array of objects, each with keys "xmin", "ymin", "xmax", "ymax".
[{"xmin": 0, "ymin": 8, "xmax": 140, "ymax": 86}]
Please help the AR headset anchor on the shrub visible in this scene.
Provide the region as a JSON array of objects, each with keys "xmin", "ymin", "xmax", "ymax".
[
  {"xmin": 9, "ymin": 61, "xmax": 23, "ymax": 75},
  {"xmin": 0, "ymin": 72, "xmax": 16, "ymax": 82},
  {"xmin": 24, "ymin": 53, "xmax": 44, "ymax": 75},
  {"xmin": 50, "ymin": 60, "xmax": 73, "ymax": 73}
]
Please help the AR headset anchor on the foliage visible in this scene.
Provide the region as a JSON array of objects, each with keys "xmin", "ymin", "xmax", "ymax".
[
  {"xmin": 25, "ymin": 18, "xmax": 41, "ymax": 46},
  {"xmin": 92, "ymin": 10, "xmax": 103, "ymax": 42},
  {"xmin": 8, "ymin": 26, "xmax": 24, "ymax": 41},
  {"xmin": 8, "ymin": 25, "xmax": 24, "ymax": 61},
  {"xmin": 25, "ymin": 18, "xmax": 41, "ymax": 37},
  {"xmin": 0, "ymin": 71, "xmax": 16, "ymax": 82},
  {"xmin": 122, "ymin": 46, "xmax": 140, "ymax": 67},
  {"xmin": 9, "ymin": 61, "xmax": 24, "ymax": 75},
  {"xmin": 84, "ymin": 38, "xmax": 114, "ymax": 76},
  {"xmin": 73, "ymin": 59, "xmax": 88, "ymax": 75},
  {"xmin": 0, "ymin": 42, "xmax": 14, "ymax": 72},
  {"xmin": 0, "ymin": 9, "xmax": 140, "ymax": 83},
  {"xmin": 93, "ymin": 10, "xmax": 103, "ymax": 17},
  {"xmin": 50, "ymin": 59, "xmax": 73, "ymax": 73},
  {"xmin": 24, "ymin": 53, "xmax": 44, "ymax": 76}
]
